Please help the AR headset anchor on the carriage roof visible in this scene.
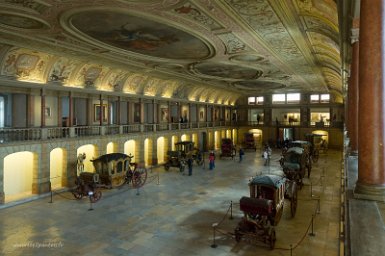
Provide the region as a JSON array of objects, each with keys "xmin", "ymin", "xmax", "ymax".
[
  {"xmin": 90, "ymin": 153, "xmax": 129, "ymax": 163},
  {"xmin": 286, "ymin": 147, "xmax": 304, "ymax": 154},
  {"xmin": 249, "ymin": 174, "xmax": 285, "ymax": 188}
]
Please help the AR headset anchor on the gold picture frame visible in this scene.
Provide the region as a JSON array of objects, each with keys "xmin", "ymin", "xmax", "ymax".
[{"xmin": 94, "ymin": 104, "xmax": 108, "ymax": 122}]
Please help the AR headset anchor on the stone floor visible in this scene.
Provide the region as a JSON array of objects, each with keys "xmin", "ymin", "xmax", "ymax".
[{"xmin": 0, "ymin": 149, "xmax": 342, "ymax": 256}]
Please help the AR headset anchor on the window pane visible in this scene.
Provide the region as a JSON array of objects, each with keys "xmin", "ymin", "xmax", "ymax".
[
  {"xmin": 320, "ymin": 94, "xmax": 330, "ymax": 102},
  {"xmin": 272, "ymin": 94, "xmax": 285, "ymax": 103},
  {"xmin": 256, "ymin": 96, "xmax": 264, "ymax": 104},
  {"xmin": 248, "ymin": 97, "xmax": 256, "ymax": 105},
  {"xmin": 287, "ymin": 93, "xmax": 300, "ymax": 102},
  {"xmin": 310, "ymin": 95, "xmax": 319, "ymax": 102}
]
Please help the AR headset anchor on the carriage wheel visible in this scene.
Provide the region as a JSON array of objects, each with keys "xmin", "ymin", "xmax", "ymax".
[
  {"xmin": 90, "ymin": 189, "xmax": 102, "ymax": 203},
  {"xmin": 269, "ymin": 229, "xmax": 276, "ymax": 249},
  {"xmin": 72, "ymin": 187, "xmax": 83, "ymax": 200},
  {"xmin": 290, "ymin": 184, "xmax": 298, "ymax": 217},
  {"xmin": 132, "ymin": 167, "xmax": 148, "ymax": 188}
]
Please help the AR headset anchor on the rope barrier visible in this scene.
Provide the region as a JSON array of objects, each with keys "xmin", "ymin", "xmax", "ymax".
[{"xmin": 211, "ymin": 198, "xmax": 321, "ymax": 252}]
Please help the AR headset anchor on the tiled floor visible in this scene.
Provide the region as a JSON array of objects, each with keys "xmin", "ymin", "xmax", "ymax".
[{"xmin": 0, "ymin": 149, "xmax": 342, "ymax": 256}]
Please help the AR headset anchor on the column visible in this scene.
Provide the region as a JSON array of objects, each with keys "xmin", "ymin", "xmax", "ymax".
[
  {"xmin": 153, "ymin": 99, "xmax": 157, "ymax": 124},
  {"xmin": 68, "ymin": 92, "xmax": 73, "ymax": 127},
  {"xmin": 117, "ymin": 96, "xmax": 121, "ymax": 125},
  {"xmin": 40, "ymin": 89, "xmax": 45, "ymax": 127},
  {"xmin": 99, "ymin": 94, "xmax": 103, "ymax": 126},
  {"xmin": 0, "ymin": 156, "xmax": 4, "ymax": 204},
  {"xmin": 57, "ymin": 95, "xmax": 62, "ymax": 127},
  {"xmin": 354, "ymin": 0, "xmax": 385, "ymax": 200},
  {"xmin": 348, "ymin": 27, "xmax": 359, "ymax": 154},
  {"xmin": 26, "ymin": 93, "xmax": 33, "ymax": 128}
]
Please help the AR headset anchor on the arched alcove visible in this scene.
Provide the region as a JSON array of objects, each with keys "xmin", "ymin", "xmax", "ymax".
[
  {"xmin": 157, "ymin": 137, "xmax": 166, "ymax": 164},
  {"xmin": 50, "ymin": 148, "xmax": 67, "ymax": 189},
  {"xmin": 124, "ymin": 140, "xmax": 136, "ymax": 162},
  {"xmin": 77, "ymin": 144, "xmax": 97, "ymax": 173}
]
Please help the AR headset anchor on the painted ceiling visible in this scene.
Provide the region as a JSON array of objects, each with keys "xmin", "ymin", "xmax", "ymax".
[{"xmin": 0, "ymin": 0, "xmax": 342, "ymax": 104}]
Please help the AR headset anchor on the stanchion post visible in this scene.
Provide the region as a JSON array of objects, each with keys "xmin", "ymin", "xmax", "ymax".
[
  {"xmin": 290, "ymin": 244, "xmax": 293, "ymax": 256},
  {"xmin": 157, "ymin": 172, "xmax": 160, "ymax": 185},
  {"xmin": 317, "ymin": 198, "xmax": 321, "ymax": 214},
  {"xmin": 211, "ymin": 223, "xmax": 218, "ymax": 248},
  {"xmin": 310, "ymin": 182, "xmax": 313, "ymax": 197},
  {"xmin": 88, "ymin": 191, "xmax": 94, "ymax": 211},
  {"xmin": 136, "ymin": 187, "xmax": 140, "ymax": 196},
  {"xmin": 229, "ymin": 201, "xmax": 233, "ymax": 220},
  {"xmin": 309, "ymin": 214, "xmax": 315, "ymax": 236},
  {"xmin": 49, "ymin": 181, "xmax": 53, "ymax": 203}
]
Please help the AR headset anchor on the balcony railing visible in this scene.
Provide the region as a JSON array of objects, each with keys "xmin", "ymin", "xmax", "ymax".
[{"xmin": 0, "ymin": 120, "xmax": 342, "ymax": 144}]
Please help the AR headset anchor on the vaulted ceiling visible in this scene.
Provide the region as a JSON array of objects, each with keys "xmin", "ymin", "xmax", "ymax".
[{"xmin": 0, "ymin": 0, "xmax": 342, "ymax": 104}]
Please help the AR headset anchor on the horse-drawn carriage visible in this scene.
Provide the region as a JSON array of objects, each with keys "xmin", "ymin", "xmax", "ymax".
[
  {"xmin": 164, "ymin": 141, "xmax": 203, "ymax": 172},
  {"xmin": 72, "ymin": 153, "xmax": 147, "ymax": 201},
  {"xmin": 220, "ymin": 138, "xmax": 236, "ymax": 159},
  {"xmin": 288, "ymin": 140, "xmax": 312, "ymax": 178},
  {"xmin": 234, "ymin": 174, "xmax": 297, "ymax": 249},
  {"xmin": 305, "ymin": 133, "xmax": 327, "ymax": 162},
  {"xmin": 280, "ymin": 147, "xmax": 308, "ymax": 189},
  {"xmin": 243, "ymin": 133, "xmax": 257, "ymax": 151}
]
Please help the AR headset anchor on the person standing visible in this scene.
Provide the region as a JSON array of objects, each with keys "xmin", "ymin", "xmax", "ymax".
[
  {"xmin": 239, "ymin": 147, "xmax": 245, "ymax": 162},
  {"xmin": 209, "ymin": 151, "xmax": 215, "ymax": 170},
  {"xmin": 187, "ymin": 157, "xmax": 193, "ymax": 176}
]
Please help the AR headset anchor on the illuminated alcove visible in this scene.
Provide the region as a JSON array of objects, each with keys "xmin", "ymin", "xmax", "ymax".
[
  {"xmin": 208, "ymin": 131, "xmax": 213, "ymax": 150},
  {"xmin": 226, "ymin": 129, "xmax": 231, "ymax": 138},
  {"xmin": 124, "ymin": 140, "xmax": 136, "ymax": 162},
  {"xmin": 77, "ymin": 144, "xmax": 97, "ymax": 173},
  {"xmin": 157, "ymin": 137, "xmax": 166, "ymax": 164},
  {"xmin": 312, "ymin": 130, "xmax": 329, "ymax": 144},
  {"xmin": 50, "ymin": 148, "xmax": 67, "ymax": 189},
  {"xmin": 106, "ymin": 142, "xmax": 117, "ymax": 154},
  {"xmin": 171, "ymin": 135, "xmax": 178, "ymax": 150},
  {"xmin": 248, "ymin": 129, "xmax": 263, "ymax": 149},
  {"xmin": 214, "ymin": 131, "xmax": 220, "ymax": 149},
  {"xmin": 144, "ymin": 138, "xmax": 153, "ymax": 166},
  {"xmin": 191, "ymin": 133, "xmax": 198, "ymax": 146},
  {"xmin": 4, "ymin": 151, "xmax": 34, "ymax": 202},
  {"xmin": 232, "ymin": 129, "xmax": 238, "ymax": 145},
  {"xmin": 181, "ymin": 134, "xmax": 190, "ymax": 141}
]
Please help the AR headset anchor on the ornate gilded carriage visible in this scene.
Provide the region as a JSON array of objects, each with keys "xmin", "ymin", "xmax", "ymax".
[{"xmin": 243, "ymin": 133, "xmax": 257, "ymax": 151}]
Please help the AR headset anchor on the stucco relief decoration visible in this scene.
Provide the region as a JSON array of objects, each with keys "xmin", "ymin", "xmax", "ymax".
[
  {"xmin": 173, "ymin": 3, "xmax": 222, "ymax": 30},
  {"xmin": 124, "ymin": 74, "xmax": 146, "ymax": 94},
  {"xmin": 192, "ymin": 62, "xmax": 263, "ymax": 80},
  {"xmin": 2, "ymin": 51, "xmax": 44, "ymax": 80},
  {"xmin": 105, "ymin": 71, "xmax": 126, "ymax": 92},
  {"xmin": 49, "ymin": 57, "xmax": 79, "ymax": 83},
  {"xmin": 75, "ymin": 65, "xmax": 103, "ymax": 88},
  {"xmin": 217, "ymin": 33, "xmax": 247, "ymax": 54},
  {"xmin": 143, "ymin": 78, "xmax": 159, "ymax": 96},
  {"xmin": 69, "ymin": 10, "xmax": 212, "ymax": 60}
]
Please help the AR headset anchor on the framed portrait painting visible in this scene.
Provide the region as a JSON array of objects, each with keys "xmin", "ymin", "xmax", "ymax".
[{"xmin": 94, "ymin": 104, "xmax": 108, "ymax": 122}]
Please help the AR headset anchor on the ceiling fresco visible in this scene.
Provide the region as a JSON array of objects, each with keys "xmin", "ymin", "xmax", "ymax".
[{"xmin": 0, "ymin": 0, "xmax": 343, "ymax": 104}]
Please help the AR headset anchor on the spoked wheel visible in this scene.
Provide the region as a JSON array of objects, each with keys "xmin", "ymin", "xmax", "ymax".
[
  {"xmin": 290, "ymin": 183, "xmax": 298, "ymax": 218},
  {"xmin": 90, "ymin": 189, "xmax": 102, "ymax": 203},
  {"xmin": 234, "ymin": 228, "xmax": 242, "ymax": 242},
  {"xmin": 269, "ymin": 228, "xmax": 276, "ymax": 249},
  {"xmin": 132, "ymin": 167, "xmax": 148, "ymax": 188},
  {"xmin": 72, "ymin": 187, "xmax": 83, "ymax": 200}
]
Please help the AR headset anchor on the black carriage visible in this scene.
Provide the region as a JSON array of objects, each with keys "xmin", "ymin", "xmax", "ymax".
[
  {"xmin": 72, "ymin": 172, "xmax": 102, "ymax": 203},
  {"xmin": 305, "ymin": 133, "xmax": 327, "ymax": 162},
  {"xmin": 220, "ymin": 138, "xmax": 236, "ymax": 159},
  {"xmin": 164, "ymin": 150, "xmax": 186, "ymax": 172},
  {"xmin": 280, "ymin": 147, "xmax": 308, "ymax": 188},
  {"xmin": 288, "ymin": 140, "xmax": 312, "ymax": 178},
  {"xmin": 234, "ymin": 174, "xmax": 297, "ymax": 249},
  {"xmin": 243, "ymin": 133, "xmax": 257, "ymax": 151}
]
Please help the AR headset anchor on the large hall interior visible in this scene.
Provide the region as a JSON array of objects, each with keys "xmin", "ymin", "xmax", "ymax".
[{"xmin": 0, "ymin": 0, "xmax": 383, "ymax": 255}]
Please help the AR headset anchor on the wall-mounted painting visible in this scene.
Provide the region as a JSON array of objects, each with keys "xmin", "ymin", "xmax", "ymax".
[
  {"xmin": 94, "ymin": 104, "xmax": 108, "ymax": 122},
  {"xmin": 45, "ymin": 107, "xmax": 51, "ymax": 117},
  {"xmin": 199, "ymin": 110, "xmax": 204, "ymax": 121}
]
